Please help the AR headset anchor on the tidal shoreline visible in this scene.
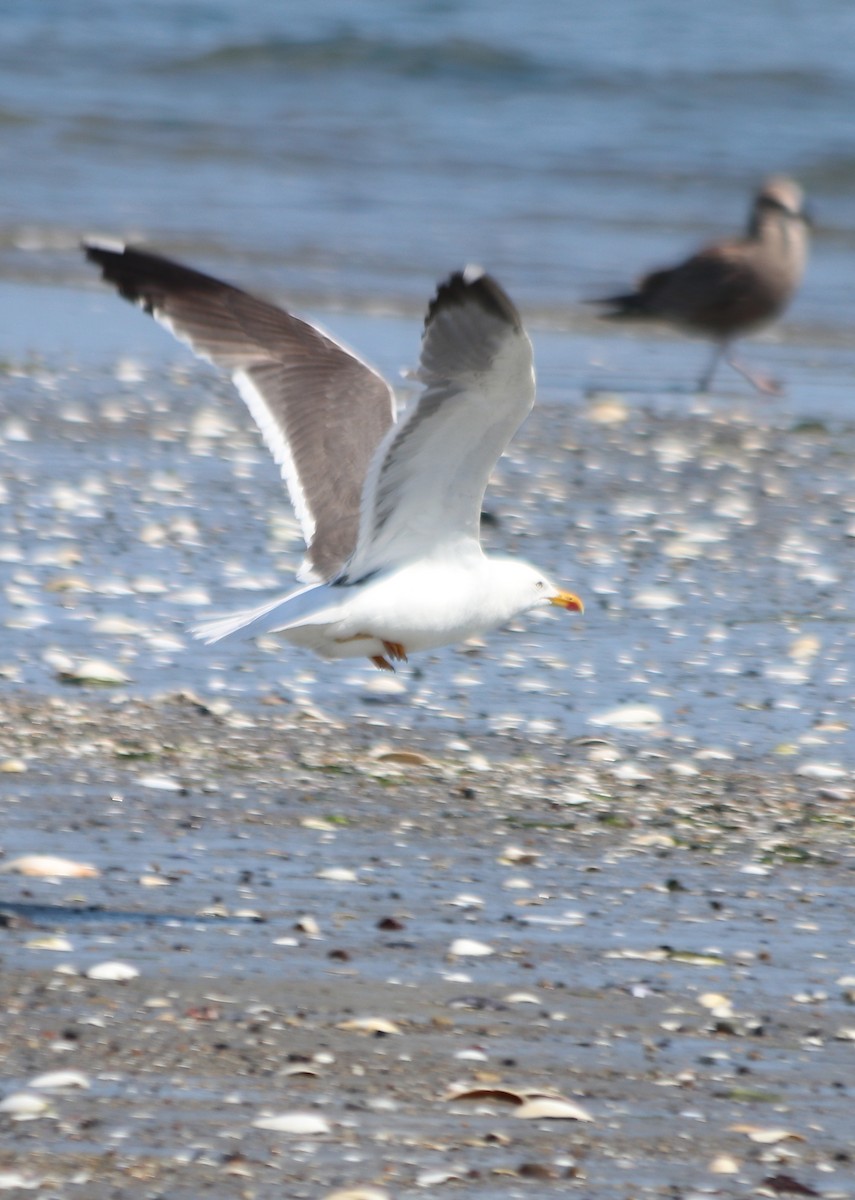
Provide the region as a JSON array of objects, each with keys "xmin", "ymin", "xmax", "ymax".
[{"xmin": 1, "ymin": 297, "xmax": 854, "ymax": 1197}]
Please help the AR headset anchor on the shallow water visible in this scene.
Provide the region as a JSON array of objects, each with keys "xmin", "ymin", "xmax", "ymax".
[{"xmin": 1, "ymin": 0, "xmax": 854, "ymax": 333}]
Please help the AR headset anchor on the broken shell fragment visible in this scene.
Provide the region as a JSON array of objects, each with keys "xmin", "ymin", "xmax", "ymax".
[{"xmin": 252, "ymin": 1111, "xmax": 331, "ymax": 1135}]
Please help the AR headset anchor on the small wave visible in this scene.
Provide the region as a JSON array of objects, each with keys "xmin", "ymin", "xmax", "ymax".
[
  {"xmin": 0, "ymin": 107, "xmax": 35, "ymax": 127},
  {"xmin": 160, "ymin": 31, "xmax": 545, "ymax": 84}
]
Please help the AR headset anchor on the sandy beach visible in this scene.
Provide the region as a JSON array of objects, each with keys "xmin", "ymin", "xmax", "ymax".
[
  {"xmin": 1, "ymin": 690, "xmax": 855, "ymax": 1198},
  {"xmin": 2, "ymin": 322, "xmax": 854, "ymax": 1197},
  {"xmin": 3, "ymin": 1, "xmax": 855, "ymax": 1192}
]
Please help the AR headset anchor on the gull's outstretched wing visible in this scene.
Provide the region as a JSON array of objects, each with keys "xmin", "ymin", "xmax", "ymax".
[
  {"xmin": 83, "ymin": 241, "xmax": 395, "ymax": 581},
  {"xmin": 341, "ymin": 266, "xmax": 535, "ymax": 582}
]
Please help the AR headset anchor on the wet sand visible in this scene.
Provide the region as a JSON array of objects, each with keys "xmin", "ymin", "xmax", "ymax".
[
  {"xmin": 1, "ymin": 311, "xmax": 855, "ymax": 1197},
  {"xmin": 2, "ymin": 696, "xmax": 855, "ymax": 1197}
]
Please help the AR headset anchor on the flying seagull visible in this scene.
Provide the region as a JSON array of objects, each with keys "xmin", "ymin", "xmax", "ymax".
[
  {"xmin": 591, "ymin": 177, "xmax": 810, "ymax": 394},
  {"xmin": 83, "ymin": 242, "xmax": 582, "ymax": 670}
]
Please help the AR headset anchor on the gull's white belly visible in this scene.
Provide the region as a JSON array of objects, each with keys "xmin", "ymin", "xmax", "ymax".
[{"xmin": 282, "ymin": 558, "xmax": 502, "ymax": 659}]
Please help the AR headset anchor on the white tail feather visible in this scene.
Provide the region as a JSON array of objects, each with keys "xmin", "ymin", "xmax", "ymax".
[
  {"xmin": 192, "ymin": 581, "xmax": 340, "ymax": 644},
  {"xmin": 192, "ymin": 593, "xmax": 295, "ymax": 644}
]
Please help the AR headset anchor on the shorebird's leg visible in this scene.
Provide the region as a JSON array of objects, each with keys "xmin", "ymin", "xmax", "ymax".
[
  {"xmin": 382, "ymin": 641, "xmax": 408, "ymax": 663},
  {"xmin": 697, "ymin": 343, "xmax": 724, "ymax": 392},
  {"xmin": 335, "ymin": 631, "xmax": 401, "ymax": 672},
  {"xmin": 725, "ymin": 355, "xmax": 783, "ymax": 397}
]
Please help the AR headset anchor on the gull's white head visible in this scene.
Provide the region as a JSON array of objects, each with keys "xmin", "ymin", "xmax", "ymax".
[{"xmin": 486, "ymin": 558, "xmax": 584, "ymax": 624}]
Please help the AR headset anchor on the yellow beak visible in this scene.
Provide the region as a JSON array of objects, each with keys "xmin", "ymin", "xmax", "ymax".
[{"xmin": 549, "ymin": 590, "xmax": 584, "ymax": 614}]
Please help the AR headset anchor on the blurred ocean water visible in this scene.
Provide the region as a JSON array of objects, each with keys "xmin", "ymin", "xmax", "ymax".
[{"xmin": 0, "ymin": 0, "xmax": 853, "ymax": 333}]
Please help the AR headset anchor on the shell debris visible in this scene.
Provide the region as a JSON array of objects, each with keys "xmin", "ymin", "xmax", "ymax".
[
  {"xmin": 1, "ymin": 854, "xmax": 99, "ymax": 878},
  {"xmin": 85, "ymin": 961, "xmax": 140, "ymax": 982},
  {"xmin": 252, "ymin": 1111, "xmax": 331, "ymax": 1135},
  {"xmin": 449, "ymin": 938, "xmax": 495, "ymax": 958}
]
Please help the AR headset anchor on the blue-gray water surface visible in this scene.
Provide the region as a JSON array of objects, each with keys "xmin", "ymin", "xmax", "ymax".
[{"xmin": 1, "ymin": 0, "xmax": 854, "ymax": 330}]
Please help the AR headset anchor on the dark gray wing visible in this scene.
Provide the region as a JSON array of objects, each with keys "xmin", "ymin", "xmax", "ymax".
[
  {"xmin": 343, "ymin": 266, "xmax": 534, "ymax": 580},
  {"xmin": 83, "ymin": 240, "xmax": 395, "ymax": 581}
]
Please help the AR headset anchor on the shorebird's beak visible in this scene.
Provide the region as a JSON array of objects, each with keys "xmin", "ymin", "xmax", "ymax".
[
  {"xmin": 549, "ymin": 590, "xmax": 584, "ymax": 613},
  {"xmin": 800, "ymin": 203, "xmax": 816, "ymax": 230}
]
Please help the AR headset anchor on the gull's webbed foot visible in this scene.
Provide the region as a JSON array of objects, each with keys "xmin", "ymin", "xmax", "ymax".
[{"xmin": 382, "ymin": 641, "xmax": 408, "ymax": 663}]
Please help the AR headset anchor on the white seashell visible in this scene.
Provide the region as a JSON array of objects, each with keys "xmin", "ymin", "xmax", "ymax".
[
  {"xmin": 86, "ymin": 961, "xmax": 140, "ymax": 982},
  {"xmin": 2, "ymin": 419, "xmax": 31, "ymax": 442},
  {"xmin": 252, "ymin": 1111, "xmax": 330, "ymax": 1134},
  {"xmin": 136, "ymin": 774, "xmax": 184, "ymax": 791},
  {"xmin": 169, "ymin": 587, "xmax": 210, "ymax": 606},
  {"xmin": 336, "ymin": 1017, "xmax": 402, "ymax": 1035},
  {"xmin": 631, "ymin": 587, "xmax": 682, "ymax": 610},
  {"xmin": 795, "ymin": 761, "xmax": 848, "ymax": 781},
  {"xmin": 56, "ymin": 658, "xmax": 130, "ymax": 686},
  {"xmin": 0, "ymin": 1170, "xmax": 44, "ymax": 1190},
  {"xmin": 131, "ymin": 576, "xmax": 167, "ymax": 595},
  {"xmin": 191, "ymin": 407, "xmax": 231, "ymax": 439},
  {"xmin": 499, "ymin": 845, "xmax": 540, "ymax": 864},
  {"xmin": 115, "ymin": 358, "xmax": 144, "ymax": 383},
  {"xmin": 416, "ymin": 1169, "xmax": 468, "ymax": 1187},
  {"xmin": 0, "ymin": 1092, "xmax": 50, "ymax": 1116},
  {"xmin": 360, "ymin": 675, "xmax": 408, "ymax": 699},
  {"xmin": 727, "ymin": 1123, "xmax": 805, "ymax": 1144},
  {"xmin": 584, "ymin": 393, "xmax": 629, "ymax": 424},
  {"xmin": 24, "ymin": 936, "xmax": 74, "ymax": 952},
  {"xmin": 93, "ymin": 616, "xmax": 147, "ymax": 635},
  {"xmin": 611, "ymin": 762, "xmax": 653, "ymax": 782},
  {"xmin": 1, "ymin": 854, "xmax": 99, "ymax": 879},
  {"xmin": 668, "ymin": 761, "xmax": 700, "ymax": 777},
  {"xmin": 316, "ymin": 867, "xmax": 358, "ymax": 882},
  {"xmin": 294, "ymin": 914, "xmax": 321, "ymax": 935},
  {"xmin": 514, "ymin": 1096, "xmax": 593, "ymax": 1121},
  {"xmin": 559, "ymin": 790, "xmax": 591, "ymax": 805},
  {"xmin": 27, "ymin": 1070, "xmax": 90, "ymax": 1091},
  {"xmin": 449, "ymin": 938, "xmax": 494, "ymax": 957},
  {"xmin": 588, "ymin": 703, "xmax": 663, "ymax": 729},
  {"xmin": 708, "ymin": 1154, "xmax": 740, "ymax": 1174}
]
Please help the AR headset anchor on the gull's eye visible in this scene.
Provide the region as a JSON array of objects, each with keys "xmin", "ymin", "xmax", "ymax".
[{"xmin": 535, "ymin": 580, "xmax": 544, "ymax": 590}]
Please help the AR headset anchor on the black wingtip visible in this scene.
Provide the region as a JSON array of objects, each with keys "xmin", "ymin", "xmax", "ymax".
[
  {"xmin": 82, "ymin": 240, "xmax": 239, "ymax": 314},
  {"xmin": 426, "ymin": 266, "xmax": 523, "ymax": 332},
  {"xmin": 82, "ymin": 239, "xmax": 156, "ymax": 309}
]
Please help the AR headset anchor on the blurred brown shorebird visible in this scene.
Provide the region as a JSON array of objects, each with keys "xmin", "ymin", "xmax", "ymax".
[{"xmin": 592, "ymin": 177, "xmax": 811, "ymax": 394}]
